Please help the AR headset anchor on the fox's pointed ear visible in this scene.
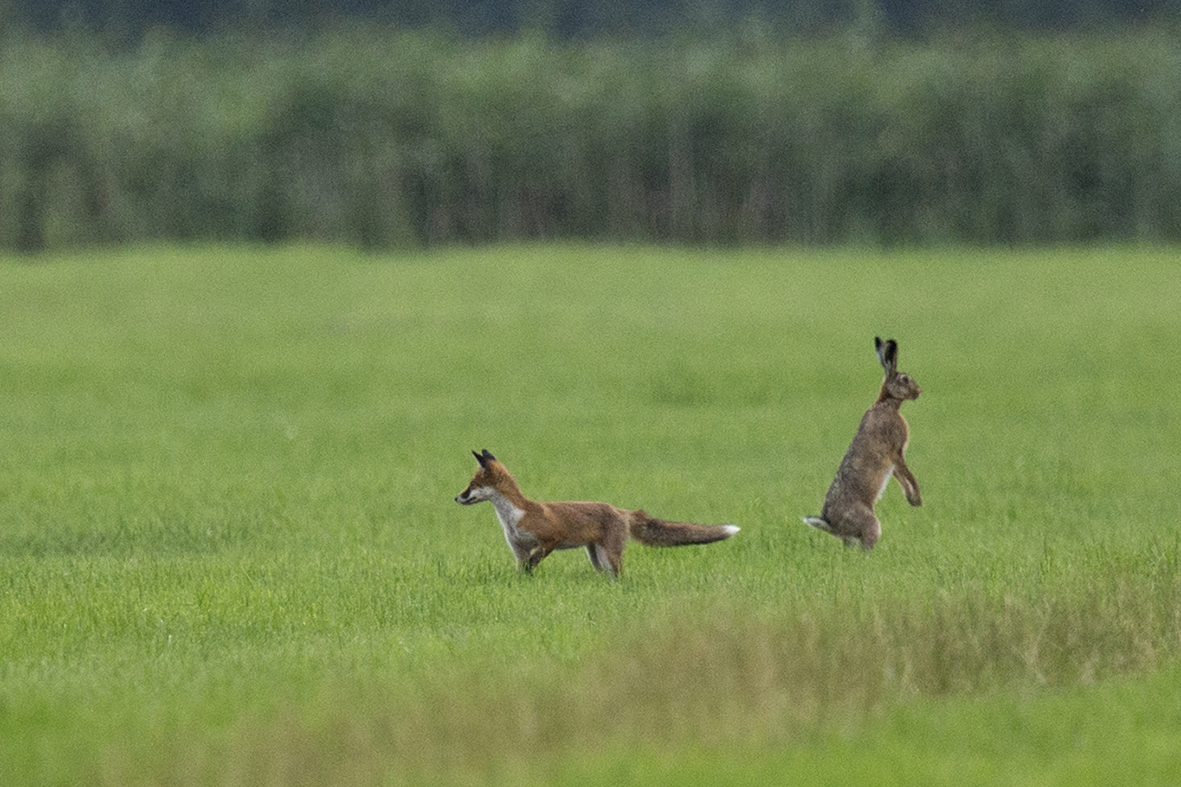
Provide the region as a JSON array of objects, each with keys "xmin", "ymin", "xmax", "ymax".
[{"xmin": 474, "ymin": 449, "xmax": 496, "ymax": 467}]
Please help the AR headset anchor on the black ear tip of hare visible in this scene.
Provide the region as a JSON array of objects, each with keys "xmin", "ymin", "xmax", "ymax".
[{"xmin": 875, "ymin": 337, "xmax": 899, "ymax": 370}]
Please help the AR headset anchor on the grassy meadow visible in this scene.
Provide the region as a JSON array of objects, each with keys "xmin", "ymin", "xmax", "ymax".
[{"xmin": 1, "ymin": 244, "xmax": 1179, "ymax": 785}]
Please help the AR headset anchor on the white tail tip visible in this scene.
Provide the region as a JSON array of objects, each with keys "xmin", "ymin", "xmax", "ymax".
[
  {"xmin": 802, "ymin": 516, "xmax": 830, "ymax": 532},
  {"xmin": 721, "ymin": 524, "xmax": 740, "ymax": 536}
]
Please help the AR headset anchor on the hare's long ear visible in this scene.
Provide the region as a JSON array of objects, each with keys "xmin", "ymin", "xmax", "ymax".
[{"xmin": 875, "ymin": 337, "xmax": 898, "ymax": 374}]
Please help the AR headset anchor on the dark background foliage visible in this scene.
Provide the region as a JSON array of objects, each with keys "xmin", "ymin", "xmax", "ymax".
[
  {"xmin": 2, "ymin": 2, "xmax": 1180, "ymax": 251},
  {"xmin": 3, "ymin": 0, "xmax": 1176, "ymax": 38}
]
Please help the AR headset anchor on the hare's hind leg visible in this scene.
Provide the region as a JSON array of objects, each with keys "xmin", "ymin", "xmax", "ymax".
[
  {"xmin": 825, "ymin": 506, "xmax": 880, "ymax": 550},
  {"xmin": 843, "ymin": 506, "xmax": 881, "ymax": 550},
  {"xmin": 805, "ymin": 514, "xmax": 865, "ymax": 548},
  {"xmin": 857, "ymin": 516, "xmax": 881, "ymax": 550},
  {"xmin": 804, "ymin": 516, "xmax": 854, "ymax": 547}
]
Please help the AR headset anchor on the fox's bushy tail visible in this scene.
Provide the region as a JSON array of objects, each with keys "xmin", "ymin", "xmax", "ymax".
[{"xmin": 630, "ymin": 511, "xmax": 739, "ymax": 547}]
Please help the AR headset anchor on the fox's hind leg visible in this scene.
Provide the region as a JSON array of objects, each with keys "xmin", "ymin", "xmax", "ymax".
[
  {"xmin": 589, "ymin": 532, "xmax": 625, "ymax": 579},
  {"xmin": 585, "ymin": 543, "xmax": 621, "ymax": 578},
  {"xmin": 603, "ymin": 550, "xmax": 622, "ymax": 579},
  {"xmin": 586, "ymin": 543, "xmax": 612, "ymax": 573}
]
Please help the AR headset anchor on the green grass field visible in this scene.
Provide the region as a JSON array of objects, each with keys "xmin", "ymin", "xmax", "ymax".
[{"xmin": 2, "ymin": 244, "xmax": 1179, "ymax": 785}]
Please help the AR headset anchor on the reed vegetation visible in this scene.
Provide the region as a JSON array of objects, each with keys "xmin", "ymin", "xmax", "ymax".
[{"xmin": 3, "ymin": 29, "xmax": 1180, "ymax": 250}]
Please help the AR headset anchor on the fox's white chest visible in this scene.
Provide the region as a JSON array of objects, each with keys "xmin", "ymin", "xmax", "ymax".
[{"xmin": 489, "ymin": 492, "xmax": 531, "ymax": 547}]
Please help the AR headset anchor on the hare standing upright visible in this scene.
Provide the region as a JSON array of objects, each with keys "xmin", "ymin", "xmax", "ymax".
[{"xmin": 803, "ymin": 337, "xmax": 922, "ymax": 550}]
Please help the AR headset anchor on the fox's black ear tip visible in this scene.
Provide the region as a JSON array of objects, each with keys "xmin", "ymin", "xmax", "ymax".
[{"xmin": 473, "ymin": 449, "xmax": 496, "ymax": 465}]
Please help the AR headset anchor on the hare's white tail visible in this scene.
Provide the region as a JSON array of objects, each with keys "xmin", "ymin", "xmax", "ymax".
[{"xmin": 802, "ymin": 516, "xmax": 832, "ymax": 533}]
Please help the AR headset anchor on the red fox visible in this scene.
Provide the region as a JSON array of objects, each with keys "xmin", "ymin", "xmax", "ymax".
[{"xmin": 455, "ymin": 449, "xmax": 738, "ymax": 578}]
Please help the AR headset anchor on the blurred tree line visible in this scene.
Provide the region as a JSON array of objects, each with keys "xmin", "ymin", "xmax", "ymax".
[
  {"xmin": 1, "ymin": 8, "xmax": 1180, "ymax": 251},
  {"xmin": 1, "ymin": 0, "xmax": 1177, "ymax": 37}
]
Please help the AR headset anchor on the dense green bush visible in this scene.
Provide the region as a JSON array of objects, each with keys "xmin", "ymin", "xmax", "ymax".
[{"xmin": 2, "ymin": 27, "xmax": 1180, "ymax": 250}]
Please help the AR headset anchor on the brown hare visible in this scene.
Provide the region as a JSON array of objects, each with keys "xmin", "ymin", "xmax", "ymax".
[{"xmin": 803, "ymin": 337, "xmax": 922, "ymax": 549}]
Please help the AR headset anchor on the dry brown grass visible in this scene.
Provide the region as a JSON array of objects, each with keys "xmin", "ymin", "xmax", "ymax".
[{"xmin": 101, "ymin": 549, "xmax": 1181, "ymax": 786}]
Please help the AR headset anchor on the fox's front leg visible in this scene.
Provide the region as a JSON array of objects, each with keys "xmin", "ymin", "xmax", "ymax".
[
  {"xmin": 894, "ymin": 458, "xmax": 922, "ymax": 507},
  {"xmin": 523, "ymin": 545, "xmax": 551, "ymax": 573}
]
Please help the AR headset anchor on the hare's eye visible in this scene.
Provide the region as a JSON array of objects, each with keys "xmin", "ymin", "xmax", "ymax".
[{"xmin": 900, "ymin": 375, "xmax": 910, "ymax": 383}]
